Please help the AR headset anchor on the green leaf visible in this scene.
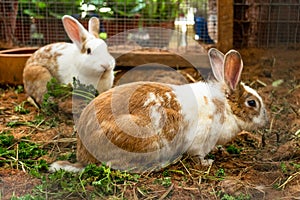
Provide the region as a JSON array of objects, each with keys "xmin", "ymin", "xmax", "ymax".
[
  {"xmin": 272, "ymin": 79, "xmax": 284, "ymax": 87},
  {"xmin": 226, "ymin": 144, "xmax": 241, "ymax": 154},
  {"xmin": 36, "ymin": 2, "xmax": 47, "ymax": 9},
  {"xmin": 0, "ymin": 133, "xmax": 15, "ymax": 146}
]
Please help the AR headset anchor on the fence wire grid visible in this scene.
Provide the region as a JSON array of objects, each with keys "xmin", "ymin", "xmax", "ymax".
[
  {"xmin": 234, "ymin": 0, "xmax": 300, "ymax": 48},
  {"xmin": 1, "ymin": 0, "xmax": 298, "ymax": 50},
  {"xmin": 0, "ymin": 0, "xmax": 215, "ymax": 53}
]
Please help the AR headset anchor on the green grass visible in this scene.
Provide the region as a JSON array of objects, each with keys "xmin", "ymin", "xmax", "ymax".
[
  {"xmin": 14, "ymin": 101, "xmax": 30, "ymax": 114},
  {"xmin": 1, "ymin": 79, "xmax": 142, "ymax": 199},
  {"xmin": 12, "ymin": 164, "xmax": 140, "ymax": 199},
  {"xmin": 226, "ymin": 144, "xmax": 242, "ymax": 155},
  {"xmin": 41, "ymin": 77, "xmax": 98, "ymax": 116},
  {"xmin": 154, "ymin": 177, "xmax": 172, "ymax": 187},
  {"xmin": 0, "ymin": 131, "xmax": 47, "ymax": 172},
  {"xmin": 0, "ymin": 130, "xmax": 140, "ymax": 199},
  {"xmin": 215, "ymin": 168, "xmax": 225, "ymax": 178},
  {"xmin": 1, "ymin": 71, "xmax": 299, "ymax": 199}
]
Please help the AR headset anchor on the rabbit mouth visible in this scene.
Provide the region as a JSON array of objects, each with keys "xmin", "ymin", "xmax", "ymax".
[
  {"xmin": 100, "ymin": 65, "xmax": 113, "ymax": 71},
  {"xmin": 103, "ymin": 59, "xmax": 115, "ymax": 70},
  {"xmin": 244, "ymin": 109, "xmax": 268, "ymax": 130},
  {"xmin": 258, "ymin": 108, "xmax": 269, "ymax": 127}
]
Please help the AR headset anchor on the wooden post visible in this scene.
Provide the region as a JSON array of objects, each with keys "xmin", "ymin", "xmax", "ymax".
[
  {"xmin": 0, "ymin": 1, "xmax": 18, "ymax": 48},
  {"xmin": 217, "ymin": 0, "xmax": 234, "ymax": 52}
]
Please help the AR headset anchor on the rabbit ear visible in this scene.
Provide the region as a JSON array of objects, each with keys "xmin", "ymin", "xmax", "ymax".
[
  {"xmin": 88, "ymin": 17, "xmax": 100, "ymax": 38},
  {"xmin": 208, "ymin": 48, "xmax": 225, "ymax": 82},
  {"xmin": 224, "ymin": 50, "xmax": 243, "ymax": 90},
  {"xmin": 62, "ymin": 15, "xmax": 90, "ymax": 50}
]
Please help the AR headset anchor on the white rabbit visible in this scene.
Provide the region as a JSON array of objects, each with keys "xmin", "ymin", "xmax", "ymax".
[
  {"xmin": 23, "ymin": 15, "xmax": 115, "ymax": 105},
  {"xmin": 49, "ymin": 48, "xmax": 268, "ymax": 173}
]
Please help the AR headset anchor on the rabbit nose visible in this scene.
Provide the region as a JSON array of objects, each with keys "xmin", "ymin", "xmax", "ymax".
[
  {"xmin": 263, "ymin": 109, "xmax": 269, "ymax": 125},
  {"xmin": 110, "ymin": 59, "xmax": 115, "ymax": 68},
  {"xmin": 101, "ymin": 58, "xmax": 115, "ymax": 70},
  {"xmin": 106, "ymin": 58, "xmax": 115, "ymax": 70}
]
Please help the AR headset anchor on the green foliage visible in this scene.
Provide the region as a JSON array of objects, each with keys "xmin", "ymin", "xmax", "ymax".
[
  {"xmin": 17, "ymin": 140, "xmax": 46, "ymax": 159},
  {"xmin": 226, "ymin": 145, "xmax": 242, "ymax": 155},
  {"xmin": 280, "ymin": 162, "xmax": 287, "ymax": 174},
  {"xmin": 206, "ymin": 153, "xmax": 215, "ymax": 160},
  {"xmin": 162, "ymin": 169, "xmax": 170, "ymax": 177},
  {"xmin": 23, "ymin": 164, "xmax": 140, "ymax": 199},
  {"xmin": 216, "ymin": 168, "xmax": 225, "ymax": 177},
  {"xmin": 57, "ymin": 152, "xmax": 77, "ymax": 162},
  {"xmin": 0, "ymin": 132, "xmax": 47, "ymax": 172},
  {"xmin": 272, "ymin": 79, "xmax": 284, "ymax": 87},
  {"xmin": 14, "ymin": 85, "xmax": 24, "ymax": 94},
  {"xmin": 10, "ymin": 194, "xmax": 44, "ymax": 200},
  {"xmin": 29, "ymin": 160, "xmax": 49, "ymax": 178},
  {"xmin": 33, "ymin": 114, "xmax": 58, "ymax": 127},
  {"xmin": 84, "ymin": 164, "xmax": 140, "ymax": 194},
  {"xmin": 105, "ymin": 0, "xmax": 145, "ymax": 18},
  {"xmin": 45, "ymin": 77, "xmax": 73, "ymax": 98},
  {"xmin": 41, "ymin": 77, "xmax": 98, "ymax": 115},
  {"xmin": 72, "ymin": 77, "xmax": 99, "ymax": 101},
  {"xmin": 83, "ymin": 0, "xmax": 182, "ymax": 20},
  {"xmin": 6, "ymin": 121, "xmax": 31, "ymax": 128},
  {"xmin": 154, "ymin": 176, "xmax": 172, "ymax": 187},
  {"xmin": 6, "ymin": 114, "xmax": 57, "ymax": 128},
  {"xmin": 290, "ymin": 162, "xmax": 300, "ymax": 170},
  {"xmin": 0, "ymin": 132, "xmax": 14, "ymax": 146},
  {"xmin": 41, "ymin": 78, "xmax": 71, "ymax": 115},
  {"xmin": 19, "ymin": 0, "xmax": 82, "ymax": 19},
  {"xmin": 143, "ymin": 0, "xmax": 183, "ymax": 21},
  {"xmin": 14, "ymin": 101, "xmax": 30, "ymax": 114}
]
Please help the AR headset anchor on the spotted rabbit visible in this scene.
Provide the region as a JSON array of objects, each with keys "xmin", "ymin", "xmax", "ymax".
[
  {"xmin": 23, "ymin": 15, "xmax": 115, "ymax": 105},
  {"xmin": 50, "ymin": 48, "xmax": 268, "ymax": 173}
]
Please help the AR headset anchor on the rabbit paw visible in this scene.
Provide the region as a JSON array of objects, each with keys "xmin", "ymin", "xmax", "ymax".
[{"xmin": 200, "ymin": 158, "xmax": 214, "ymax": 166}]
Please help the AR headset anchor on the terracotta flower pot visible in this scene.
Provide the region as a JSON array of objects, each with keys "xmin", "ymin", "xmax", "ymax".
[{"xmin": 0, "ymin": 47, "xmax": 38, "ymax": 85}]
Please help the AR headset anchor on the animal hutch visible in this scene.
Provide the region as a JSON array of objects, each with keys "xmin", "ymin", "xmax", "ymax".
[
  {"xmin": 0, "ymin": 0, "xmax": 221, "ymax": 70},
  {"xmin": 1, "ymin": 0, "xmax": 300, "ymax": 84}
]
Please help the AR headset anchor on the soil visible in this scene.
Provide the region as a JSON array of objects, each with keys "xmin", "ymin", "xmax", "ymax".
[{"xmin": 0, "ymin": 47, "xmax": 299, "ymax": 199}]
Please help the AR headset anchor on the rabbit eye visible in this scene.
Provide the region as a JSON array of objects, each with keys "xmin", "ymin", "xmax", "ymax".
[
  {"xmin": 247, "ymin": 99, "xmax": 256, "ymax": 107},
  {"xmin": 87, "ymin": 48, "xmax": 91, "ymax": 54}
]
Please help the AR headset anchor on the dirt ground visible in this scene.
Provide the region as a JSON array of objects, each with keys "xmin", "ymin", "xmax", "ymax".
[{"xmin": 0, "ymin": 47, "xmax": 299, "ymax": 199}]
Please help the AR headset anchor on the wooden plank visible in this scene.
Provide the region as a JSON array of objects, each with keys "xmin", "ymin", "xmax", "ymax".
[
  {"xmin": 111, "ymin": 50, "xmax": 210, "ymax": 69},
  {"xmin": 217, "ymin": 0, "xmax": 234, "ymax": 52}
]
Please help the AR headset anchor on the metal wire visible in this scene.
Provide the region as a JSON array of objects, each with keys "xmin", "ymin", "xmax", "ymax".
[
  {"xmin": 234, "ymin": 0, "xmax": 300, "ymax": 48},
  {"xmin": 0, "ymin": 0, "xmax": 215, "ymax": 54}
]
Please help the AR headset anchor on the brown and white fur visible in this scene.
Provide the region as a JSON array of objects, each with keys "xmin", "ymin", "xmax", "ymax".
[
  {"xmin": 23, "ymin": 15, "xmax": 115, "ymax": 105},
  {"xmin": 50, "ymin": 48, "xmax": 268, "ymax": 173}
]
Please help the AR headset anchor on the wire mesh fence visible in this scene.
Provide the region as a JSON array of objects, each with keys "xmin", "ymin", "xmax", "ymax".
[
  {"xmin": 2, "ymin": 1, "xmax": 300, "ymax": 51},
  {"xmin": 0, "ymin": 0, "xmax": 217, "ymax": 54},
  {"xmin": 234, "ymin": 0, "xmax": 300, "ymax": 48}
]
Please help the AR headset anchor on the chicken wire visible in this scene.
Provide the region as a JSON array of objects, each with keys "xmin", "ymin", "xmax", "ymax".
[
  {"xmin": 0, "ymin": 0, "xmax": 216, "ymax": 53},
  {"xmin": 234, "ymin": 0, "xmax": 300, "ymax": 48},
  {"xmin": 4, "ymin": 1, "xmax": 299, "ymax": 50}
]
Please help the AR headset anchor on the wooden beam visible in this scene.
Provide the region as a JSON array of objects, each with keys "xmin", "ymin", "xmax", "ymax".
[
  {"xmin": 111, "ymin": 50, "xmax": 210, "ymax": 69},
  {"xmin": 217, "ymin": 0, "xmax": 234, "ymax": 52}
]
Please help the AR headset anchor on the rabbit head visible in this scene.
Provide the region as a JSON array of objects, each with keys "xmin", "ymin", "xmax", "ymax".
[
  {"xmin": 23, "ymin": 15, "xmax": 115, "ymax": 105},
  {"xmin": 62, "ymin": 15, "xmax": 115, "ymax": 71},
  {"xmin": 208, "ymin": 48, "xmax": 268, "ymax": 144},
  {"xmin": 61, "ymin": 15, "xmax": 115, "ymax": 90}
]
